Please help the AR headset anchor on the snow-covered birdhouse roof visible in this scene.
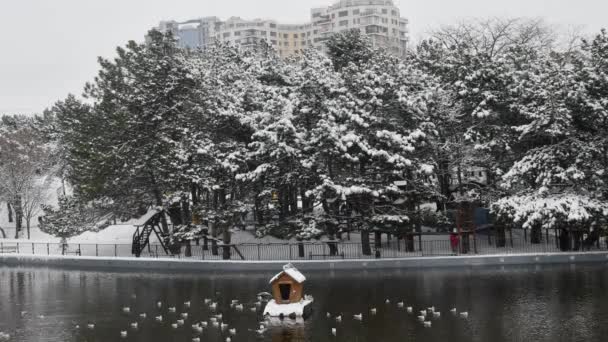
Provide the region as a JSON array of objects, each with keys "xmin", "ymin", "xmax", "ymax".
[{"xmin": 269, "ymin": 263, "xmax": 306, "ymax": 284}]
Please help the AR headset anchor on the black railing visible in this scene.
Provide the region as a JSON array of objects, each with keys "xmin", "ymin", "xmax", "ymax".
[{"xmin": 0, "ymin": 236, "xmax": 606, "ymax": 261}]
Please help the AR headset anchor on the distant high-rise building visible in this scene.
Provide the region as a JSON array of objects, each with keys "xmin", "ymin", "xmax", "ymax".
[{"xmin": 156, "ymin": 0, "xmax": 409, "ymax": 58}]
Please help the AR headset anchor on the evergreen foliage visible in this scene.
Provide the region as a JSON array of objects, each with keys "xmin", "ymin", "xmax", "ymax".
[{"xmin": 38, "ymin": 22, "xmax": 608, "ymax": 249}]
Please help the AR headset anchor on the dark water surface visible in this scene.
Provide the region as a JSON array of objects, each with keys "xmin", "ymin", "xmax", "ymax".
[{"xmin": 1, "ymin": 263, "xmax": 607, "ymax": 342}]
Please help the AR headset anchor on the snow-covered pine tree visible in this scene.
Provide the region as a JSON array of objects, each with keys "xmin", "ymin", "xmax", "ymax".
[
  {"xmin": 298, "ymin": 33, "xmax": 435, "ymax": 254},
  {"xmin": 493, "ymin": 30, "xmax": 608, "ymax": 246},
  {"xmin": 53, "ymin": 30, "xmax": 196, "ymax": 233},
  {"xmin": 326, "ymin": 28, "xmax": 374, "ymax": 71},
  {"xmin": 417, "ymin": 19, "xmax": 556, "ymax": 208},
  {"xmin": 40, "ymin": 196, "xmax": 111, "ymax": 253}
]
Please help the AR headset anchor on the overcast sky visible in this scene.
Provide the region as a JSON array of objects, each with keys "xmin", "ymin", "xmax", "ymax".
[{"xmin": 0, "ymin": 0, "xmax": 606, "ymax": 115}]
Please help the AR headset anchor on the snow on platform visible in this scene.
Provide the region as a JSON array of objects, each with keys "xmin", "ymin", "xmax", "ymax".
[
  {"xmin": 118, "ymin": 208, "xmax": 161, "ymax": 226},
  {"xmin": 263, "ymin": 298, "xmax": 314, "ymax": 317}
]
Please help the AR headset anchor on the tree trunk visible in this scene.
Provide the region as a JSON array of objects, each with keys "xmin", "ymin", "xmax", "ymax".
[
  {"xmin": 496, "ymin": 225, "xmax": 506, "ymax": 248},
  {"xmin": 558, "ymin": 228, "xmax": 569, "ymax": 251},
  {"xmin": 211, "ymin": 188, "xmax": 221, "ymax": 256},
  {"xmin": 572, "ymin": 231, "xmax": 582, "ymax": 251},
  {"xmin": 26, "ymin": 218, "xmax": 31, "ymax": 240},
  {"xmin": 6, "ymin": 202, "xmax": 13, "ymax": 223},
  {"xmin": 374, "ymin": 230, "xmax": 382, "ymax": 248},
  {"xmin": 531, "ymin": 225, "xmax": 542, "ymax": 244},
  {"xmin": 300, "ymin": 184, "xmax": 311, "ymax": 214},
  {"xmin": 254, "ymin": 196, "xmax": 264, "ymax": 226},
  {"xmin": 181, "ymin": 198, "xmax": 190, "ymax": 225},
  {"xmin": 185, "ymin": 241, "xmax": 192, "ymax": 257},
  {"xmin": 436, "ymin": 157, "xmax": 451, "ymax": 210},
  {"xmin": 298, "ymin": 241, "xmax": 305, "ymax": 258},
  {"xmin": 14, "ymin": 195, "xmax": 23, "ymax": 238},
  {"xmin": 328, "ymin": 241, "xmax": 338, "ymax": 256},
  {"xmin": 191, "ymin": 183, "xmax": 199, "ymax": 205},
  {"xmin": 222, "ymin": 224, "xmax": 231, "ymax": 260},
  {"xmin": 290, "ymin": 184, "xmax": 298, "ymax": 216},
  {"xmin": 210, "ymin": 221, "xmax": 219, "ymax": 256},
  {"xmin": 405, "ymin": 234, "xmax": 415, "ymax": 252},
  {"xmin": 361, "ymin": 231, "xmax": 372, "ymax": 256},
  {"xmin": 150, "ymin": 173, "xmax": 169, "ymax": 234},
  {"xmin": 203, "ymin": 234, "xmax": 209, "ymax": 251}
]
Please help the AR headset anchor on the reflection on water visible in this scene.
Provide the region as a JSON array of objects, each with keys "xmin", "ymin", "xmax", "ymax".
[{"xmin": 0, "ymin": 263, "xmax": 607, "ymax": 342}]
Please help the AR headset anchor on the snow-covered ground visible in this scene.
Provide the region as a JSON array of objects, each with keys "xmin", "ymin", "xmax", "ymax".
[{"xmin": 2, "ymin": 186, "xmax": 605, "ymax": 261}]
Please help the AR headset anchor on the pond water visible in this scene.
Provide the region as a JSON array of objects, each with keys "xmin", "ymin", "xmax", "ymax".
[{"xmin": 0, "ymin": 263, "xmax": 607, "ymax": 342}]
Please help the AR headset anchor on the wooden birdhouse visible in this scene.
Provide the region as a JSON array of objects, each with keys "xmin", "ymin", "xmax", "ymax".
[
  {"xmin": 263, "ymin": 264, "xmax": 313, "ymax": 318},
  {"xmin": 269, "ymin": 263, "xmax": 306, "ymax": 304}
]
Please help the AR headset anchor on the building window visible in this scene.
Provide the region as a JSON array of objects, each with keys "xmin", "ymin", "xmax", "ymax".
[
  {"xmin": 271, "ymin": 39, "xmax": 277, "ymax": 45},
  {"xmin": 284, "ymin": 33, "xmax": 289, "ymax": 38},
  {"xmin": 353, "ymin": 9, "xmax": 360, "ymax": 15},
  {"xmin": 338, "ymin": 10, "xmax": 348, "ymax": 17},
  {"xmin": 382, "ymin": 9, "xmax": 388, "ymax": 14},
  {"xmin": 392, "ymin": 10, "xmax": 398, "ymax": 16},
  {"xmin": 270, "ymin": 23, "xmax": 276, "ymax": 28},
  {"xmin": 294, "ymin": 33, "xmax": 299, "ymax": 38},
  {"xmin": 223, "ymin": 32, "xmax": 230, "ymax": 38},
  {"xmin": 313, "ymin": 12, "xmax": 321, "ymax": 18},
  {"xmin": 302, "ymin": 41, "xmax": 306, "ymax": 45},
  {"xmin": 234, "ymin": 31, "xmax": 241, "ymax": 36},
  {"xmin": 339, "ymin": 20, "xmax": 348, "ymax": 26},
  {"xmin": 260, "ymin": 30, "xmax": 267, "ymax": 36},
  {"xmin": 270, "ymin": 31, "xmax": 277, "ymax": 37}
]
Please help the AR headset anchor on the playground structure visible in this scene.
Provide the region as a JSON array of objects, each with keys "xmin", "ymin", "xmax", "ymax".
[{"xmin": 131, "ymin": 210, "xmax": 170, "ymax": 257}]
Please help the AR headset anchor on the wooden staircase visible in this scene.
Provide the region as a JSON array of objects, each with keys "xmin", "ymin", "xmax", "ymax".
[{"xmin": 132, "ymin": 211, "xmax": 169, "ymax": 257}]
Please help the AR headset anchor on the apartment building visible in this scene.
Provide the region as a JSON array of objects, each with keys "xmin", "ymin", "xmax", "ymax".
[
  {"xmin": 157, "ymin": 0, "xmax": 408, "ymax": 58},
  {"xmin": 158, "ymin": 17, "xmax": 222, "ymax": 50}
]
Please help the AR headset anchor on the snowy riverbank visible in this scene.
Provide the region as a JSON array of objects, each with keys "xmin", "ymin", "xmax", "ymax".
[{"xmin": 1, "ymin": 251, "xmax": 607, "ymax": 272}]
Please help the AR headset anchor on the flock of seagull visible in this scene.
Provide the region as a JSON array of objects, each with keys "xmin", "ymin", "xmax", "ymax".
[
  {"xmin": 1, "ymin": 295, "xmax": 471, "ymax": 341},
  {"xmin": 4, "ymin": 293, "xmax": 267, "ymax": 342},
  {"xmin": 328, "ymin": 299, "xmax": 469, "ymax": 337},
  {"xmin": 80, "ymin": 294, "xmax": 272, "ymax": 342}
]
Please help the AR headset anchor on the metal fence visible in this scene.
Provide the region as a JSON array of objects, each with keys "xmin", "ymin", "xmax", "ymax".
[{"xmin": 1, "ymin": 235, "xmax": 607, "ymax": 261}]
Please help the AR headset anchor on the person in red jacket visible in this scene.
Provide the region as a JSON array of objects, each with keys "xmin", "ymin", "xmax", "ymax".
[{"xmin": 450, "ymin": 228, "xmax": 460, "ymax": 254}]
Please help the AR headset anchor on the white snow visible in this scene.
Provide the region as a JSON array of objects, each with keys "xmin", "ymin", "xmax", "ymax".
[
  {"xmin": 269, "ymin": 263, "xmax": 306, "ymax": 284},
  {"xmin": 119, "ymin": 208, "xmax": 161, "ymax": 226},
  {"xmin": 262, "ymin": 298, "xmax": 313, "ymax": 317},
  {"xmin": 492, "ymin": 194, "xmax": 608, "ymax": 229}
]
